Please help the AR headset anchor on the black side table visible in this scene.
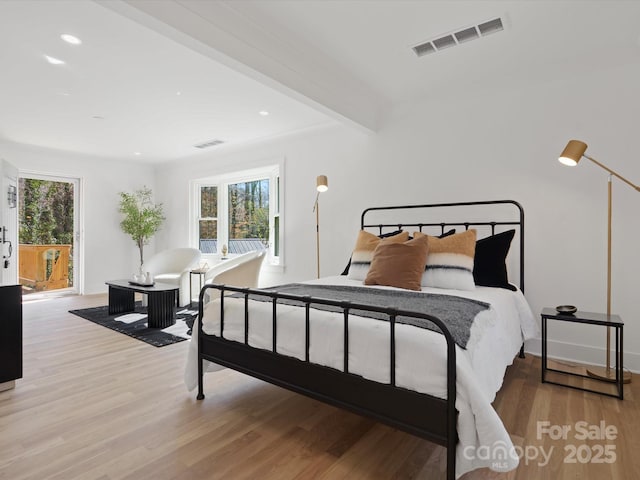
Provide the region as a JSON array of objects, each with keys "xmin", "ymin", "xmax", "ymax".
[
  {"xmin": 189, "ymin": 268, "xmax": 208, "ymax": 308},
  {"xmin": 541, "ymin": 307, "xmax": 623, "ymax": 399}
]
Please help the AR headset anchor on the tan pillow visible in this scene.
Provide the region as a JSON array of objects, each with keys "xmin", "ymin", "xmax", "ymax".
[
  {"xmin": 413, "ymin": 229, "xmax": 477, "ymax": 290},
  {"xmin": 347, "ymin": 230, "xmax": 410, "ymax": 281},
  {"xmin": 364, "ymin": 236, "xmax": 429, "ymax": 291}
]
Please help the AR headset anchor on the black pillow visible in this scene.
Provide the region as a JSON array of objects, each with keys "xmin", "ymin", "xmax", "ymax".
[
  {"xmin": 473, "ymin": 229, "xmax": 516, "ymax": 290},
  {"xmin": 340, "ymin": 228, "xmax": 456, "ymax": 275}
]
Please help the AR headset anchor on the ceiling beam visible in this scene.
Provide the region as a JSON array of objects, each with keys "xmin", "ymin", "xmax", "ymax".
[{"xmin": 101, "ymin": 0, "xmax": 380, "ymax": 133}]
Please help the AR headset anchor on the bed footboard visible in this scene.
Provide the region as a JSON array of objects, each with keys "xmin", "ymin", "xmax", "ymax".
[{"xmin": 197, "ymin": 284, "xmax": 458, "ymax": 480}]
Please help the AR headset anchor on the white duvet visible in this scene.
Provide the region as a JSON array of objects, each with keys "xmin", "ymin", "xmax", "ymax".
[{"xmin": 184, "ymin": 276, "xmax": 538, "ymax": 478}]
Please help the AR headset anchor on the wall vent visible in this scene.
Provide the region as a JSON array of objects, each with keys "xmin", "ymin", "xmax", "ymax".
[
  {"xmin": 194, "ymin": 139, "xmax": 225, "ymax": 149},
  {"xmin": 412, "ymin": 17, "xmax": 504, "ymax": 57}
]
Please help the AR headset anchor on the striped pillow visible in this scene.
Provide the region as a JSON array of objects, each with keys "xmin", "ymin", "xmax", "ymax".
[
  {"xmin": 347, "ymin": 230, "xmax": 410, "ymax": 281},
  {"xmin": 413, "ymin": 229, "xmax": 477, "ymax": 291}
]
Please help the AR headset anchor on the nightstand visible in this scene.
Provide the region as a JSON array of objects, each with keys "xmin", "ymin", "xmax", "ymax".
[{"xmin": 541, "ymin": 307, "xmax": 623, "ymax": 399}]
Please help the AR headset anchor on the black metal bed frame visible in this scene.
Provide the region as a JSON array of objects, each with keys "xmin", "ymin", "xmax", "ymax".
[{"xmin": 196, "ymin": 200, "xmax": 525, "ymax": 480}]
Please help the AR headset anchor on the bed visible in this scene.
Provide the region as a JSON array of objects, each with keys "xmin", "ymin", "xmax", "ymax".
[{"xmin": 184, "ymin": 200, "xmax": 538, "ymax": 479}]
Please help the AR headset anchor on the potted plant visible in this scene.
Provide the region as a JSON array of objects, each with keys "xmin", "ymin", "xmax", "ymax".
[{"xmin": 118, "ymin": 186, "xmax": 165, "ymax": 271}]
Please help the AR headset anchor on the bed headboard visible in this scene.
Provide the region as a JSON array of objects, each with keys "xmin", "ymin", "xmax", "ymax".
[{"xmin": 360, "ymin": 200, "xmax": 525, "ymax": 292}]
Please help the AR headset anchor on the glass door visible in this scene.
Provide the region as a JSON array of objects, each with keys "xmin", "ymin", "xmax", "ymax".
[{"xmin": 18, "ymin": 173, "xmax": 81, "ymax": 296}]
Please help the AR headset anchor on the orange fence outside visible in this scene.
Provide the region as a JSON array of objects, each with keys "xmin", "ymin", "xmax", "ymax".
[{"xmin": 19, "ymin": 244, "xmax": 71, "ymax": 291}]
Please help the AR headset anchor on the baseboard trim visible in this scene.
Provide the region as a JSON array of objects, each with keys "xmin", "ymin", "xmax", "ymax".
[{"xmin": 524, "ymin": 337, "xmax": 640, "ymax": 374}]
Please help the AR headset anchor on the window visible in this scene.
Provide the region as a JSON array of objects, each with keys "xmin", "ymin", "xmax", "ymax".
[
  {"xmin": 193, "ymin": 165, "xmax": 281, "ymax": 264},
  {"xmin": 228, "ymin": 178, "xmax": 269, "ymax": 251},
  {"xmin": 198, "ymin": 186, "xmax": 218, "ymax": 254}
]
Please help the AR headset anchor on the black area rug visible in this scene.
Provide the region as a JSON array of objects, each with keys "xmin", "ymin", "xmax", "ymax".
[{"xmin": 69, "ymin": 303, "xmax": 197, "ymax": 347}]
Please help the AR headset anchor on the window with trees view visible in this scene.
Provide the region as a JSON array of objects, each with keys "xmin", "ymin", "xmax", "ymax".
[
  {"xmin": 194, "ymin": 166, "xmax": 281, "ymax": 263},
  {"xmin": 199, "ymin": 186, "xmax": 218, "ymax": 252}
]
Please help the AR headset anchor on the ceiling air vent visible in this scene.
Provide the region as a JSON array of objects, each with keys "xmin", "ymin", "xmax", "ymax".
[
  {"xmin": 194, "ymin": 139, "xmax": 225, "ymax": 149},
  {"xmin": 413, "ymin": 42, "xmax": 435, "ymax": 56},
  {"xmin": 454, "ymin": 26, "xmax": 479, "ymax": 44},
  {"xmin": 412, "ymin": 16, "xmax": 504, "ymax": 57},
  {"xmin": 432, "ymin": 34, "xmax": 456, "ymax": 51},
  {"xmin": 478, "ymin": 18, "xmax": 504, "ymax": 36}
]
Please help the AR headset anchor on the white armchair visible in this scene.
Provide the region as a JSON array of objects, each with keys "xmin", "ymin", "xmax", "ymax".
[
  {"xmin": 201, "ymin": 249, "xmax": 266, "ymax": 304},
  {"xmin": 143, "ymin": 248, "xmax": 201, "ymax": 307}
]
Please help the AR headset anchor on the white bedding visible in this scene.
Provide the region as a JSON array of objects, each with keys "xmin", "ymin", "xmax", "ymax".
[{"xmin": 184, "ymin": 276, "xmax": 538, "ymax": 478}]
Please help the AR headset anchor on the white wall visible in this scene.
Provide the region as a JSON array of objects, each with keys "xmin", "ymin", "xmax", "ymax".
[
  {"xmin": 157, "ymin": 61, "xmax": 639, "ymax": 372},
  {"xmin": 0, "ymin": 141, "xmax": 156, "ymax": 294},
  {"xmin": 154, "ymin": 126, "xmax": 371, "ymax": 285}
]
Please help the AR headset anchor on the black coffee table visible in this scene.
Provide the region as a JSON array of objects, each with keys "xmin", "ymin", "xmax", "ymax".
[{"xmin": 106, "ymin": 280, "xmax": 179, "ymax": 328}]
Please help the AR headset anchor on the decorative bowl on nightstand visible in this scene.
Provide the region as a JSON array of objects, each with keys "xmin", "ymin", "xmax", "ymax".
[{"xmin": 555, "ymin": 305, "xmax": 577, "ymax": 314}]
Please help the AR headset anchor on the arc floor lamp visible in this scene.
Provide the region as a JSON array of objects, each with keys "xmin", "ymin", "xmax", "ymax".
[
  {"xmin": 559, "ymin": 140, "xmax": 639, "ymax": 383},
  {"xmin": 313, "ymin": 175, "xmax": 328, "ymax": 278}
]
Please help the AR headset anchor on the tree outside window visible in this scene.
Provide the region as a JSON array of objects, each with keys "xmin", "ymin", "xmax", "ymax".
[
  {"xmin": 199, "ymin": 186, "xmax": 218, "ymax": 252},
  {"xmin": 228, "ymin": 179, "xmax": 269, "ymax": 249}
]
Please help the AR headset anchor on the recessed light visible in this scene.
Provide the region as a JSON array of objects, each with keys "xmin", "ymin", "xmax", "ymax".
[
  {"xmin": 176, "ymin": 91, "xmax": 182, "ymax": 96},
  {"xmin": 61, "ymin": 34, "xmax": 82, "ymax": 45},
  {"xmin": 259, "ymin": 110, "xmax": 269, "ymax": 116},
  {"xmin": 44, "ymin": 55, "xmax": 65, "ymax": 65},
  {"xmin": 134, "ymin": 152, "xmax": 142, "ymax": 156}
]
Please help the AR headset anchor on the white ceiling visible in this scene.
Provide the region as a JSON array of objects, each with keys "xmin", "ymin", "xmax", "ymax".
[
  {"xmin": 1, "ymin": 0, "xmax": 639, "ymax": 164},
  {"xmin": 0, "ymin": 0, "xmax": 335, "ymax": 163},
  {"xmin": 232, "ymin": 0, "xmax": 640, "ymax": 107}
]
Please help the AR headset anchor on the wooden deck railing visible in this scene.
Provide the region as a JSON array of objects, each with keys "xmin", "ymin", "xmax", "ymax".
[{"xmin": 19, "ymin": 244, "xmax": 71, "ymax": 291}]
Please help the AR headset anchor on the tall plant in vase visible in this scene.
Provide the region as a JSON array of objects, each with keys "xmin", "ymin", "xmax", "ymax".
[{"xmin": 118, "ymin": 186, "xmax": 165, "ymax": 272}]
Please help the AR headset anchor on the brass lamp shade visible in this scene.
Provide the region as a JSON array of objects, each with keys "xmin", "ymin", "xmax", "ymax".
[
  {"xmin": 316, "ymin": 175, "xmax": 328, "ymax": 192},
  {"xmin": 558, "ymin": 140, "xmax": 588, "ymax": 166}
]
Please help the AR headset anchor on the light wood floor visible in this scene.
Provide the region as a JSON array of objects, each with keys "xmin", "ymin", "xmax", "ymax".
[{"xmin": 1, "ymin": 294, "xmax": 638, "ymax": 480}]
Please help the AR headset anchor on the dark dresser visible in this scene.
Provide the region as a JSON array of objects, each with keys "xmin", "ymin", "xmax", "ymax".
[{"xmin": 0, "ymin": 285, "xmax": 22, "ymax": 391}]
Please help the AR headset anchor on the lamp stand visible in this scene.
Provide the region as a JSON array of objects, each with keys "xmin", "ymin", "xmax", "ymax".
[
  {"xmin": 314, "ymin": 192, "xmax": 320, "ymax": 279},
  {"xmin": 312, "ymin": 175, "xmax": 328, "ymax": 279},
  {"xmin": 586, "ymin": 175, "xmax": 631, "ymax": 383}
]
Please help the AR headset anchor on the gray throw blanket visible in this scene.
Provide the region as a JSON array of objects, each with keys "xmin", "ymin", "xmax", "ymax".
[{"xmin": 230, "ymin": 284, "xmax": 489, "ymax": 349}]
